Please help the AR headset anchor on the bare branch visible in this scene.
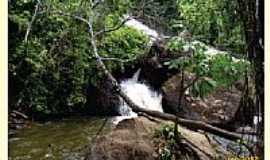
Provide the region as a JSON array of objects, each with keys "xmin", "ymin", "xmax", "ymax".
[
  {"xmin": 94, "ymin": 16, "xmax": 133, "ymax": 36},
  {"xmin": 94, "ymin": 9, "xmax": 145, "ymax": 37},
  {"xmin": 24, "ymin": 0, "xmax": 41, "ymax": 43},
  {"xmin": 55, "ymin": 8, "xmax": 247, "ymax": 142},
  {"xmin": 180, "ymin": 135, "xmax": 215, "ymax": 160},
  {"xmin": 10, "ymin": 110, "xmax": 28, "ymax": 119},
  {"xmin": 87, "ymin": 16, "xmax": 245, "ymax": 141},
  {"xmin": 99, "ymin": 57, "xmax": 138, "ymax": 63},
  {"xmin": 92, "ymin": 0, "xmax": 102, "ymax": 9},
  {"xmin": 52, "ymin": 11, "xmax": 90, "ymax": 25}
]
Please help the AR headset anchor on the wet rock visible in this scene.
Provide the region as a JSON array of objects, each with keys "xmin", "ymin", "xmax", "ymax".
[
  {"xmin": 86, "ymin": 117, "xmax": 230, "ymax": 160},
  {"xmin": 161, "ymin": 72, "xmax": 197, "ymax": 114},
  {"xmin": 86, "ymin": 79, "xmax": 120, "ymax": 116},
  {"xmin": 86, "ymin": 118, "xmax": 157, "ymax": 160},
  {"xmin": 115, "ymin": 40, "xmax": 184, "ymax": 89},
  {"xmin": 161, "ymin": 73, "xmax": 242, "ymax": 125}
]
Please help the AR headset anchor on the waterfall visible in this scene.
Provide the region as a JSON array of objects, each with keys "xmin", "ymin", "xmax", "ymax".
[
  {"xmin": 131, "ymin": 68, "xmax": 141, "ymax": 82},
  {"xmin": 112, "ymin": 69, "xmax": 163, "ymax": 124},
  {"xmin": 123, "ymin": 14, "xmax": 162, "ymax": 43}
]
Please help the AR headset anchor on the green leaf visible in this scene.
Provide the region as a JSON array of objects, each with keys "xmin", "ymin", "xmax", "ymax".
[{"xmin": 205, "ymin": 78, "xmax": 217, "ymax": 87}]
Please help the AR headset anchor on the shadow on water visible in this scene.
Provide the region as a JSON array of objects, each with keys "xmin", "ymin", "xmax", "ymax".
[{"xmin": 9, "ymin": 117, "xmax": 112, "ymax": 160}]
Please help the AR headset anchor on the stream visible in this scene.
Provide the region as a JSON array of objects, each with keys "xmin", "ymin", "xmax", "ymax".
[
  {"xmin": 9, "ymin": 117, "xmax": 112, "ymax": 160},
  {"xmin": 8, "ymin": 69, "xmax": 162, "ymax": 160},
  {"xmin": 9, "ymin": 69, "xmax": 256, "ymax": 159}
]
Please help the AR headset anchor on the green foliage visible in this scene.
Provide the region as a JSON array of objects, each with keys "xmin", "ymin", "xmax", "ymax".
[
  {"xmin": 154, "ymin": 124, "xmax": 176, "ymax": 160},
  {"xmin": 9, "ymin": 0, "xmax": 148, "ymax": 116},
  {"xmin": 165, "ymin": 36, "xmax": 186, "ymax": 52},
  {"xmin": 160, "ymin": 146, "xmax": 172, "ymax": 160},
  {"xmin": 99, "ymin": 26, "xmax": 149, "ymax": 71},
  {"xmin": 8, "ymin": 0, "xmax": 249, "ymax": 116},
  {"xmin": 209, "ymin": 54, "xmax": 249, "ymax": 87},
  {"xmin": 164, "ymin": 37, "xmax": 249, "ymax": 97},
  {"xmin": 192, "ymin": 78, "xmax": 217, "ymax": 98},
  {"xmin": 176, "ymin": 0, "xmax": 246, "ymax": 53},
  {"xmin": 154, "ymin": 124, "xmax": 175, "ymax": 139}
]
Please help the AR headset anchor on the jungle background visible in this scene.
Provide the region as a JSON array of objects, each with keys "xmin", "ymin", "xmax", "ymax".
[{"xmin": 8, "ymin": 0, "xmax": 264, "ymax": 159}]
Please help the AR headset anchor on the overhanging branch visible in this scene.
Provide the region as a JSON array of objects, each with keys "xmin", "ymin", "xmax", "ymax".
[
  {"xmin": 24, "ymin": 0, "xmax": 41, "ymax": 43},
  {"xmin": 99, "ymin": 57, "xmax": 138, "ymax": 63},
  {"xmin": 52, "ymin": 11, "xmax": 90, "ymax": 25},
  {"xmin": 94, "ymin": 16, "xmax": 133, "ymax": 36},
  {"xmin": 55, "ymin": 8, "xmax": 246, "ymax": 142}
]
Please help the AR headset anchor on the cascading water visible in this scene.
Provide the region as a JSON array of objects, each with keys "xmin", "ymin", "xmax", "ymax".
[{"xmin": 113, "ymin": 69, "xmax": 163, "ymax": 124}]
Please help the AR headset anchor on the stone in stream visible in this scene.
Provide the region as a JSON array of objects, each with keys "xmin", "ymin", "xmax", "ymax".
[
  {"xmin": 86, "ymin": 117, "xmax": 157, "ymax": 160},
  {"xmin": 85, "ymin": 117, "xmax": 230, "ymax": 160},
  {"xmin": 85, "ymin": 79, "xmax": 120, "ymax": 116}
]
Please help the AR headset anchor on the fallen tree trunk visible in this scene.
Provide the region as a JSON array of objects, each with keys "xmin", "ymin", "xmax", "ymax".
[
  {"xmin": 86, "ymin": 14, "xmax": 244, "ymax": 142},
  {"xmin": 54, "ymin": 7, "xmax": 244, "ymax": 142},
  {"xmin": 132, "ymin": 107, "xmax": 242, "ymax": 141}
]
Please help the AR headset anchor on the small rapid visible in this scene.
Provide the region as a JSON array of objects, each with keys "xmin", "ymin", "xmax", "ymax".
[{"xmin": 113, "ymin": 69, "xmax": 163, "ymax": 124}]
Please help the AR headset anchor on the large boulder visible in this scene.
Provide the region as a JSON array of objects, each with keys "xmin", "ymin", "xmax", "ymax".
[
  {"xmin": 161, "ymin": 72, "xmax": 196, "ymax": 114},
  {"xmin": 138, "ymin": 40, "xmax": 179, "ymax": 88},
  {"xmin": 161, "ymin": 73, "xmax": 242, "ymax": 125},
  {"xmin": 117, "ymin": 40, "xmax": 183, "ymax": 89},
  {"xmin": 85, "ymin": 117, "xmax": 157, "ymax": 160},
  {"xmin": 86, "ymin": 78, "xmax": 120, "ymax": 116},
  {"xmin": 85, "ymin": 117, "xmax": 230, "ymax": 160}
]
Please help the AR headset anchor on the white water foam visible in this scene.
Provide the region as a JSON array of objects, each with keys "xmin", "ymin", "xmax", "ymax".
[
  {"xmin": 123, "ymin": 15, "xmax": 161, "ymax": 43},
  {"xmin": 112, "ymin": 69, "xmax": 163, "ymax": 124}
]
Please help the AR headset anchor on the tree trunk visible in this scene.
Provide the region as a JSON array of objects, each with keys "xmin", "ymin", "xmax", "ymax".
[{"xmin": 237, "ymin": 0, "xmax": 264, "ymax": 157}]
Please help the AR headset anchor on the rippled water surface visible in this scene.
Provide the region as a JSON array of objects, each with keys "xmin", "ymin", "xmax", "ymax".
[{"xmin": 9, "ymin": 117, "xmax": 111, "ymax": 160}]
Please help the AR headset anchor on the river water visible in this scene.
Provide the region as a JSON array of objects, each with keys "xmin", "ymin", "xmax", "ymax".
[
  {"xmin": 9, "ymin": 68, "xmax": 254, "ymax": 159},
  {"xmin": 113, "ymin": 69, "xmax": 163, "ymax": 124},
  {"xmin": 9, "ymin": 117, "xmax": 112, "ymax": 160},
  {"xmin": 9, "ymin": 69, "xmax": 163, "ymax": 160}
]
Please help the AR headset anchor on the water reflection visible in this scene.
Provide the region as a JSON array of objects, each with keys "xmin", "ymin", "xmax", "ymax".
[{"xmin": 9, "ymin": 117, "xmax": 111, "ymax": 160}]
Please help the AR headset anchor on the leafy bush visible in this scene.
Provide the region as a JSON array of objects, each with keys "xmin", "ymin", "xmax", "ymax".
[
  {"xmin": 176, "ymin": 0, "xmax": 245, "ymax": 53},
  {"xmin": 209, "ymin": 54, "xmax": 249, "ymax": 87},
  {"xmin": 164, "ymin": 37, "xmax": 249, "ymax": 97},
  {"xmin": 165, "ymin": 36, "xmax": 186, "ymax": 52},
  {"xmin": 98, "ymin": 25, "xmax": 149, "ymax": 72},
  {"xmin": 154, "ymin": 124, "xmax": 176, "ymax": 160},
  {"xmin": 9, "ymin": 0, "xmax": 148, "ymax": 116}
]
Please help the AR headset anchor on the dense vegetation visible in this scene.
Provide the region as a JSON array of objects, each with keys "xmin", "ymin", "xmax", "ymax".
[
  {"xmin": 9, "ymin": 0, "xmax": 149, "ymax": 116},
  {"xmin": 9, "ymin": 0, "xmax": 262, "ymax": 119},
  {"xmin": 8, "ymin": 0, "xmax": 264, "ymax": 159},
  {"xmin": 165, "ymin": 37, "xmax": 249, "ymax": 97},
  {"xmin": 177, "ymin": 0, "xmax": 245, "ymax": 53}
]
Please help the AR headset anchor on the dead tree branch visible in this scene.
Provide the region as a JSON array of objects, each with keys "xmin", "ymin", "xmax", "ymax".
[
  {"xmin": 87, "ymin": 13, "xmax": 243, "ymax": 142},
  {"xmin": 52, "ymin": 11, "xmax": 90, "ymax": 25},
  {"xmin": 92, "ymin": 0, "xmax": 102, "ymax": 9},
  {"xmin": 95, "ymin": 11, "xmax": 144, "ymax": 37},
  {"xmin": 180, "ymin": 135, "xmax": 215, "ymax": 160},
  {"xmin": 94, "ymin": 16, "xmax": 133, "ymax": 36},
  {"xmin": 24, "ymin": 0, "xmax": 41, "ymax": 43},
  {"xmin": 98, "ymin": 57, "xmax": 138, "ymax": 63},
  {"xmin": 55, "ymin": 9, "xmax": 245, "ymax": 142}
]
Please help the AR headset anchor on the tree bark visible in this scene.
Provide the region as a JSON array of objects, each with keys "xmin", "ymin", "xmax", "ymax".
[{"xmin": 237, "ymin": 0, "xmax": 264, "ymax": 157}]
